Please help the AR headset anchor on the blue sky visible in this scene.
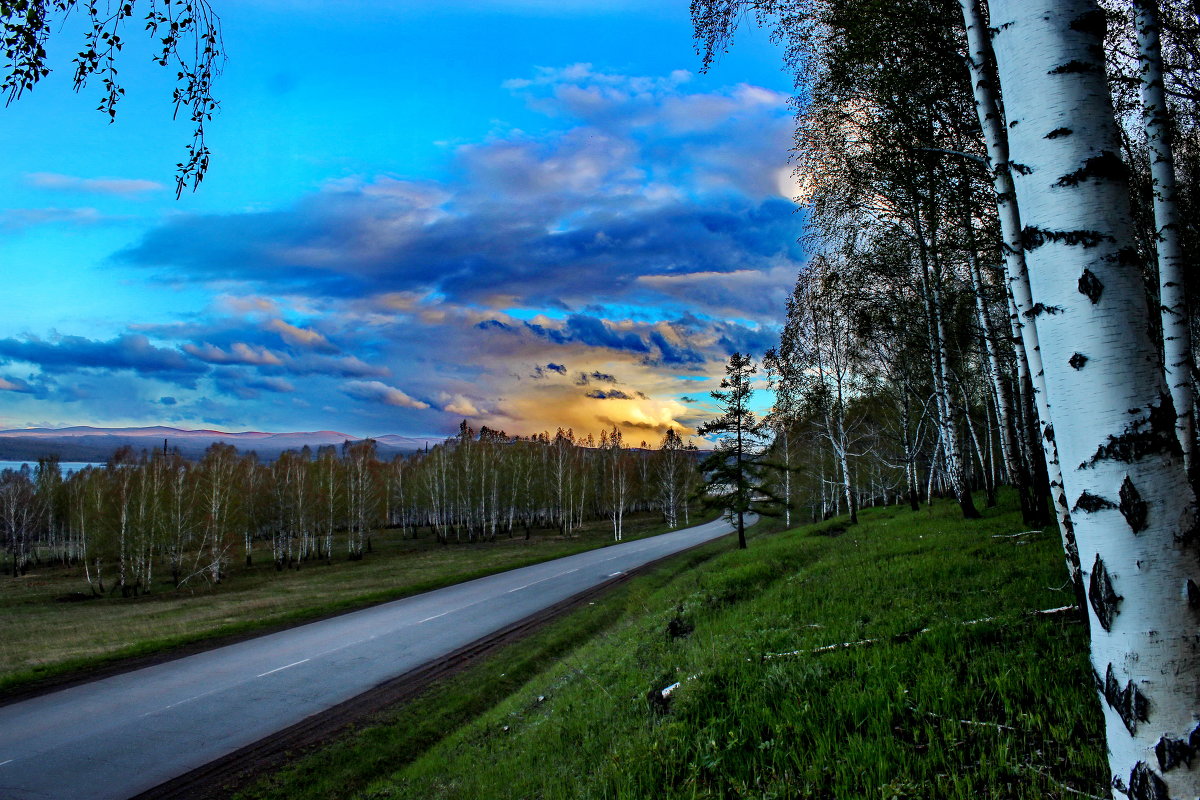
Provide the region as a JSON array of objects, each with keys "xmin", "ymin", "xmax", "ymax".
[{"xmin": 0, "ymin": 0, "xmax": 802, "ymax": 440}]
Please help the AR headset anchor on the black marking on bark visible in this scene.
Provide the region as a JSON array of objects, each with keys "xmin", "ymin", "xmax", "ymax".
[
  {"xmin": 1022, "ymin": 225, "xmax": 1113, "ymax": 250},
  {"xmin": 1070, "ymin": 9, "xmax": 1107, "ymax": 38},
  {"xmin": 1083, "ymin": 394, "xmax": 1182, "ymax": 467},
  {"xmin": 1113, "ymin": 775, "xmax": 1130, "ymax": 796},
  {"xmin": 1069, "ymin": 352, "xmax": 1089, "ymax": 369},
  {"xmin": 1129, "ymin": 762, "xmax": 1170, "ymax": 800},
  {"xmin": 1187, "ymin": 579, "xmax": 1200, "ymax": 608},
  {"xmin": 1090, "ymin": 556, "xmax": 1123, "ymax": 631},
  {"xmin": 1078, "ymin": 268, "xmax": 1104, "ymax": 303},
  {"xmin": 1118, "ymin": 247, "xmax": 1143, "ymax": 268},
  {"xmin": 1050, "ymin": 59, "xmax": 1099, "ymax": 74},
  {"xmin": 1104, "ymin": 664, "xmax": 1148, "ymax": 734},
  {"xmin": 1010, "ymin": 162, "xmax": 1032, "ymax": 175},
  {"xmin": 1046, "ymin": 127, "xmax": 1073, "ymax": 139},
  {"xmin": 1030, "ymin": 302, "xmax": 1064, "ymax": 317},
  {"xmin": 1044, "ymin": 424, "xmax": 1055, "ymax": 444},
  {"xmin": 1118, "ymin": 477, "xmax": 1149, "ymax": 533},
  {"xmin": 1009, "ymin": 119, "xmax": 1018, "ymax": 128},
  {"xmin": 1054, "ymin": 151, "xmax": 1129, "ymax": 187},
  {"xmin": 1155, "ymin": 725, "xmax": 1200, "ymax": 772},
  {"xmin": 1074, "ymin": 491, "xmax": 1116, "ymax": 513}
]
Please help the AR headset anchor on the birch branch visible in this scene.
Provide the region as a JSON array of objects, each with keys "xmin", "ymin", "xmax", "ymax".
[{"xmin": 762, "ymin": 606, "xmax": 1080, "ymax": 660}]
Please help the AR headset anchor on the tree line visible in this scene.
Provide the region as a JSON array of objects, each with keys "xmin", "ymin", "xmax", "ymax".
[
  {"xmin": 0, "ymin": 423, "xmax": 702, "ymax": 596},
  {"xmin": 695, "ymin": 0, "xmax": 1200, "ymax": 793}
]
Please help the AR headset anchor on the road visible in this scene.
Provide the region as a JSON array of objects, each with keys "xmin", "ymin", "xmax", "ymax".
[{"xmin": 0, "ymin": 515, "xmax": 741, "ymax": 800}]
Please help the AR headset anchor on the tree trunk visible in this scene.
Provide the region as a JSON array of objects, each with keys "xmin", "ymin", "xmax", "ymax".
[
  {"xmin": 1134, "ymin": 0, "xmax": 1196, "ymax": 478},
  {"xmin": 960, "ymin": 0, "xmax": 1079, "ymax": 575},
  {"xmin": 991, "ymin": 0, "xmax": 1200, "ymax": 794}
]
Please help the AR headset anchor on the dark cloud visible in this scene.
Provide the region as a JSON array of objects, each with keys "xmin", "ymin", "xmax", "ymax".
[
  {"xmin": 0, "ymin": 334, "xmax": 205, "ymax": 385},
  {"xmin": 531, "ymin": 362, "xmax": 570, "ymax": 379},
  {"xmin": 575, "ymin": 370, "xmax": 617, "ymax": 385},
  {"xmin": 597, "ymin": 415, "xmax": 663, "ymax": 431},
  {"xmin": 585, "ymin": 389, "xmax": 632, "ymax": 400},
  {"xmin": 159, "ymin": 396, "xmax": 177, "ymax": 405},
  {"xmin": 120, "ymin": 197, "xmax": 801, "ymax": 318}
]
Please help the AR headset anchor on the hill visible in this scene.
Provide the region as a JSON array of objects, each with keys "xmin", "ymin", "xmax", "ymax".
[{"xmin": 0, "ymin": 426, "xmax": 437, "ymax": 462}]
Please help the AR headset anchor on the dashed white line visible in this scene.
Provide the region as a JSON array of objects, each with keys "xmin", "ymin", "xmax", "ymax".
[
  {"xmin": 419, "ymin": 610, "xmax": 452, "ymax": 623},
  {"xmin": 0, "ymin": 759, "xmax": 13, "ymax": 767},
  {"xmin": 506, "ymin": 567, "xmax": 579, "ymax": 593},
  {"xmin": 257, "ymin": 658, "xmax": 309, "ymax": 678}
]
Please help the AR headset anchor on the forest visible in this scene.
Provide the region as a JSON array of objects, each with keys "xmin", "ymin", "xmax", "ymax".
[{"xmin": 0, "ymin": 424, "xmax": 707, "ymax": 596}]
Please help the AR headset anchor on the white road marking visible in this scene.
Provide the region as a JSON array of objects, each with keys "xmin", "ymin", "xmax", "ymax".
[
  {"xmin": 419, "ymin": 610, "xmax": 452, "ymax": 623},
  {"xmin": 257, "ymin": 658, "xmax": 310, "ymax": 678},
  {"xmin": 139, "ymin": 687, "xmax": 223, "ymax": 718},
  {"xmin": 505, "ymin": 567, "xmax": 579, "ymax": 593},
  {"xmin": 0, "ymin": 759, "xmax": 13, "ymax": 767}
]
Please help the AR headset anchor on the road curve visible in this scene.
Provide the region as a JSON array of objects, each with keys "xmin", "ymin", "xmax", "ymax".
[{"xmin": 0, "ymin": 516, "xmax": 741, "ymax": 800}]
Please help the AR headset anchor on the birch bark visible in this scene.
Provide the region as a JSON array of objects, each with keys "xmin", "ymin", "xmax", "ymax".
[
  {"xmin": 1134, "ymin": 0, "xmax": 1196, "ymax": 475},
  {"xmin": 959, "ymin": 0, "xmax": 1081, "ymax": 585},
  {"xmin": 991, "ymin": 0, "xmax": 1200, "ymax": 794}
]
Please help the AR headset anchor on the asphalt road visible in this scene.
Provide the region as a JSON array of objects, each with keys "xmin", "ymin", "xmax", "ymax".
[{"xmin": 0, "ymin": 515, "xmax": 742, "ymax": 800}]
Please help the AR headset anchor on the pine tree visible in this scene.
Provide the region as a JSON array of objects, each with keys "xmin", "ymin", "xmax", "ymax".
[{"xmin": 698, "ymin": 352, "xmax": 770, "ymax": 549}]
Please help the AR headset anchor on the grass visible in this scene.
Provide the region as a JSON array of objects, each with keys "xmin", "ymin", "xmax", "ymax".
[
  {"xmin": 242, "ymin": 493, "xmax": 1109, "ymax": 800},
  {"xmin": 0, "ymin": 509, "xmax": 716, "ymax": 695}
]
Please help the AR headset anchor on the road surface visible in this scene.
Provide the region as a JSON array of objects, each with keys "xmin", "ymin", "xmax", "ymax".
[{"xmin": 0, "ymin": 515, "xmax": 742, "ymax": 800}]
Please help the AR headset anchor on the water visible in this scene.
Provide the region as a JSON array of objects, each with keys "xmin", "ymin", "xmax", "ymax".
[{"xmin": 0, "ymin": 461, "xmax": 105, "ymax": 474}]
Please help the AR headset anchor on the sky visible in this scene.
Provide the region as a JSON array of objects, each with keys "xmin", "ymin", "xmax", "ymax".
[{"xmin": 0, "ymin": 0, "xmax": 805, "ymax": 442}]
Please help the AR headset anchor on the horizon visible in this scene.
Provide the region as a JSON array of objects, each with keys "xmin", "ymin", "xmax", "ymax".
[{"xmin": 0, "ymin": 1, "xmax": 798, "ymax": 441}]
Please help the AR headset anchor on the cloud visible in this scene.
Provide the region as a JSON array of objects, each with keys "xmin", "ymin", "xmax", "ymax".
[
  {"xmin": 442, "ymin": 394, "xmax": 482, "ymax": 416},
  {"xmin": 183, "ymin": 342, "xmax": 286, "ymax": 366},
  {"xmin": 2, "ymin": 207, "xmax": 110, "ymax": 228},
  {"xmin": 0, "ymin": 334, "xmax": 204, "ymax": 381},
  {"xmin": 0, "ymin": 376, "xmax": 35, "ymax": 393},
  {"xmin": 341, "ymin": 380, "xmax": 430, "ymax": 409},
  {"xmin": 585, "ymin": 389, "xmax": 632, "ymax": 400},
  {"xmin": 531, "ymin": 362, "xmax": 569, "ymax": 379},
  {"xmin": 25, "ymin": 172, "xmax": 165, "ymax": 195},
  {"xmin": 265, "ymin": 319, "xmax": 337, "ymax": 351},
  {"xmin": 15, "ymin": 67, "xmax": 793, "ymax": 439},
  {"xmin": 118, "ymin": 67, "xmax": 801, "ymax": 324},
  {"xmin": 575, "ymin": 370, "xmax": 617, "ymax": 385}
]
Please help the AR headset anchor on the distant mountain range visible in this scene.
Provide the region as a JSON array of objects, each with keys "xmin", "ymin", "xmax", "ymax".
[{"xmin": 0, "ymin": 426, "xmax": 439, "ymax": 462}]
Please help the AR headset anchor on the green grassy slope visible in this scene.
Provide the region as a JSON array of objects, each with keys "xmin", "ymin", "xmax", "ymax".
[{"xmin": 246, "ymin": 495, "xmax": 1109, "ymax": 800}]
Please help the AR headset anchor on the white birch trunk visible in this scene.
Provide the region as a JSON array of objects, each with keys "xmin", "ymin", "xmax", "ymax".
[
  {"xmin": 1134, "ymin": 0, "xmax": 1195, "ymax": 475},
  {"xmin": 960, "ymin": 0, "xmax": 1080, "ymax": 574},
  {"xmin": 991, "ymin": 1, "xmax": 1200, "ymax": 795}
]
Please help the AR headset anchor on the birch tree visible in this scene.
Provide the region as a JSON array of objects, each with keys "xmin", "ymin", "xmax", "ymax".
[{"xmin": 990, "ymin": 0, "xmax": 1200, "ymax": 794}]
